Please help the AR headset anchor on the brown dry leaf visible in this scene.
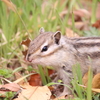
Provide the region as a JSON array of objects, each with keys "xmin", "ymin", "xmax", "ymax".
[
  {"xmin": 0, "ymin": 83, "xmax": 20, "ymax": 92},
  {"xmin": 92, "ymin": 73, "xmax": 100, "ymax": 89},
  {"xmin": 21, "ymin": 38, "xmax": 31, "ymax": 58},
  {"xmin": 66, "ymin": 28, "xmax": 79, "ymax": 37},
  {"xmin": 14, "ymin": 84, "xmax": 51, "ymax": 100},
  {"xmin": 29, "ymin": 69, "xmax": 54, "ymax": 86},
  {"xmin": 90, "ymin": 88, "xmax": 100, "ymax": 93},
  {"xmin": 92, "ymin": 20, "xmax": 100, "ymax": 29},
  {"xmin": 2, "ymin": 0, "xmax": 16, "ymax": 12},
  {"xmin": 82, "ymin": 72, "xmax": 100, "ymax": 93},
  {"xmin": 21, "ymin": 38, "xmax": 31, "ymax": 47},
  {"xmin": 28, "ymin": 73, "xmax": 42, "ymax": 86},
  {"xmin": 83, "ymin": 72, "xmax": 100, "ymax": 89},
  {"xmin": 79, "ymin": 84, "xmax": 100, "ymax": 93},
  {"xmin": 0, "ymin": 83, "xmax": 21, "ymax": 97}
]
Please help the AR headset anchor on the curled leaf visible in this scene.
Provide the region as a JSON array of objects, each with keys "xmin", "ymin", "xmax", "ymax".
[{"xmin": 21, "ymin": 38, "xmax": 31, "ymax": 47}]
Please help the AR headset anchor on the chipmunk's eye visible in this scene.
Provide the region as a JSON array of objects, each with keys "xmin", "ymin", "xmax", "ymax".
[{"xmin": 41, "ymin": 46, "xmax": 48, "ymax": 52}]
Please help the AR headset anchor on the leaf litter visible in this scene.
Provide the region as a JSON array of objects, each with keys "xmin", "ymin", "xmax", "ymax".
[
  {"xmin": 14, "ymin": 83, "xmax": 51, "ymax": 100},
  {"xmin": 0, "ymin": 83, "xmax": 21, "ymax": 97}
]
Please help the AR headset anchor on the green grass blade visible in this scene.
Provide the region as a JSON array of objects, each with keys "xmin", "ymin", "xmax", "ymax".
[
  {"xmin": 38, "ymin": 65, "xmax": 47, "ymax": 85},
  {"xmin": 91, "ymin": 0, "xmax": 98, "ymax": 24},
  {"xmin": 87, "ymin": 67, "xmax": 93, "ymax": 100}
]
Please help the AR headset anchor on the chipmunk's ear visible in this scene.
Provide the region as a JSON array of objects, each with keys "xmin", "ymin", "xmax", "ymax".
[
  {"xmin": 39, "ymin": 27, "xmax": 45, "ymax": 34},
  {"xmin": 53, "ymin": 31, "xmax": 61, "ymax": 44}
]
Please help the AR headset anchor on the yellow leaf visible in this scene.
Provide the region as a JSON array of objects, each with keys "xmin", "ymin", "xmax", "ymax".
[
  {"xmin": 92, "ymin": 73, "xmax": 100, "ymax": 89},
  {"xmin": 14, "ymin": 84, "xmax": 51, "ymax": 100},
  {"xmin": 91, "ymin": 88, "xmax": 100, "ymax": 93},
  {"xmin": 79, "ymin": 84, "xmax": 100, "ymax": 93}
]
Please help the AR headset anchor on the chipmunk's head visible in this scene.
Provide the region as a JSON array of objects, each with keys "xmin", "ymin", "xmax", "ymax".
[{"xmin": 26, "ymin": 27, "xmax": 63, "ymax": 66}]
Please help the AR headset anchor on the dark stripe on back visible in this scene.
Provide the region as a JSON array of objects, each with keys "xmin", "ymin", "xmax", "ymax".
[
  {"xmin": 74, "ymin": 42, "xmax": 100, "ymax": 48},
  {"xmin": 79, "ymin": 52, "xmax": 100, "ymax": 59},
  {"xmin": 71, "ymin": 37, "xmax": 100, "ymax": 41},
  {"xmin": 77, "ymin": 51, "xmax": 100, "ymax": 59}
]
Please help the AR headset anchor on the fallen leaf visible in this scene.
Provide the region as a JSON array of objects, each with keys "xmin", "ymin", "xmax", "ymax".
[
  {"xmin": 83, "ymin": 72, "xmax": 100, "ymax": 89},
  {"xmin": 28, "ymin": 73, "xmax": 42, "ymax": 86},
  {"xmin": 28, "ymin": 69, "xmax": 54, "ymax": 86},
  {"xmin": 92, "ymin": 20, "xmax": 100, "ymax": 29},
  {"xmin": 48, "ymin": 69, "xmax": 55, "ymax": 76},
  {"xmin": 21, "ymin": 38, "xmax": 31, "ymax": 47},
  {"xmin": 82, "ymin": 72, "xmax": 100, "ymax": 93},
  {"xmin": 0, "ymin": 83, "xmax": 20, "ymax": 92},
  {"xmin": 0, "ymin": 83, "xmax": 21, "ymax": 97},
  {"xmin": 91, "ymin": 88, "xmax": 100, "ymax": 93},
  {"xmin": 79, "ymin": 84, "xmax": 100, "ymax": 93},
  {"xmin": 21, "ymin": 38, "xmax": 31, "ymax": 58},
  {"xmin": 92, "ymin": 73, "xmax": 100, "ymax": 89},
  {"xmin": 14, "ymin": 84, "xmax": 51, "ymax": 100}
]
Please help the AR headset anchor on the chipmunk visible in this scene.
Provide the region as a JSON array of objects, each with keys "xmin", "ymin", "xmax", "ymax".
[{"xmin": 26, "ymin": 27, "xmax": 100, "ymax": 96}]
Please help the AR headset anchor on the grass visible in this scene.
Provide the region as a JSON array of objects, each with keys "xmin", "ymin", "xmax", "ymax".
[
  {"xmin": 47, "ymin": 63, "xmax": 100, "ymax": 100},
  {"xmin": 91, "ymin": 0, "xmax": 98, "ymax": 24},
  {"xmin": 0, "ymin": 0, "xmax": 100, "ymax": 99},
  {"xmin": 66, "ymin": 64, "xmax": 100, "ymax": 100}
]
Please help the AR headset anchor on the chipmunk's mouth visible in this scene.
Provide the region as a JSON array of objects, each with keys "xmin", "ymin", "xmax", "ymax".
[
  {"xmin": 28, "ymin": 58, "xmax": 37, "ymax": 63},
  {"xmin": 27, "ymin": 58, "xmax": 33, "ymax": 62},
  {"xmin": 25, "ymin": 56, "xmax": 32, "ymax": 62}
]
